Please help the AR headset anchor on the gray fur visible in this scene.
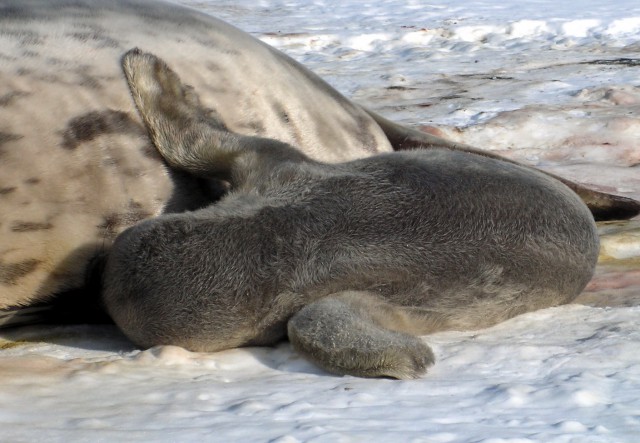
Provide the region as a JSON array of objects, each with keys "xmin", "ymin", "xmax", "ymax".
[{"xmin": 102, "ymin": 51, "xmax": 600, "ymax": 379}]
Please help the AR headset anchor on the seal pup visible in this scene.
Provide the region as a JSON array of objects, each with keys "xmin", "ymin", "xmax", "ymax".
[
  {"xmin": 102, "ymin": 50, "xmax": 600, "ymax": 378},
  {"xmin": 0, "ymin": 0, "xmax": 635, "ymax": 325}
]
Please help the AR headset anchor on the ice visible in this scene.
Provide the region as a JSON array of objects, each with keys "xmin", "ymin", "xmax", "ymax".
[{"xmin": 2, "ymin": 0, "xmax": 640, "ymax": 441}]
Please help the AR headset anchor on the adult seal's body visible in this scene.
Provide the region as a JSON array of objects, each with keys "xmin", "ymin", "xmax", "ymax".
[
  {"xmin": 103, "ymin": 50, "xmax": 600, "ymax": 379},
  {"xmin": 0, "ymin": 0, "xmax": 637, "ymax": 325}
]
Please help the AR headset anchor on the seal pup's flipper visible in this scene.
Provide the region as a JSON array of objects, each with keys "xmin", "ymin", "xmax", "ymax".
[
  {"xmin": 122, "ymin": 47, "xmax": 237, "ymax": 178},
  {"xmin": 288, "ymin": 291, "xmax": 436, "ymax": 379},
  {"xmin": 122, "ymin": 48, "xmax": 308, "ymax": 183},
  {"xmin": 363, "ymin": 108, "xmax": 640, "ymax": 221}
]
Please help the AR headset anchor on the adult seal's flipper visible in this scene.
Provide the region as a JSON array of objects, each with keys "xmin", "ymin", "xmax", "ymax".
[
  {"xmin": 363, "ymin": 108, "xmax": 640, "ymax": 221},
  {"xmin": 0, "ymin": 305, "xmax": 54, "ymax": 328}
]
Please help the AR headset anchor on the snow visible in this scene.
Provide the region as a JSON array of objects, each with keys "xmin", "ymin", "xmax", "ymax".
[
  {"xmin": 2, "ymin": 0, "xmax": 640, "ymax": 441},
  {"xmin": 3, "ymin": 305, "xmax": 640, "ymax": 442}
]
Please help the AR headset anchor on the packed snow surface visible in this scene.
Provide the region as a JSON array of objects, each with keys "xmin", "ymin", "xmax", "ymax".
[
  {"xmin": 2, "ymin": 305, "xmax": 640, "ymax": 442},
  {"xmin": 2, "ymin": 0, "xmax": 640, "ymax": 442}
]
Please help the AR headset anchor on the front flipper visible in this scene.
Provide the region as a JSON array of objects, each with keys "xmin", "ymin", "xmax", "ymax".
[
  {"xmin": 288, "ymin": 291, "xmax": 435, "ymax": 379},
  {"xmin": 363, "ymin": 108, "xmax": 640, "ymax": 221}
]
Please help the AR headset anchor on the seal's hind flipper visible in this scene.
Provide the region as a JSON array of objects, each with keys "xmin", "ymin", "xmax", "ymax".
[
  {"xmin": 121, "ymin": 48, "xmax": 231, "ymax": 177},
  {"xmin": 0, "ymin": 305, "xmax": 55, "ymax": 328},
  {"xmin": 287, "ymin": 291, "xmax": 435, "ymax": 379},
  {"xmin": 363, "ymin": 108, "xmax": 640, "ymax": 221},
  {"xmin": 0, "ymin": 292, "xmax": 111, "ymax": 329},
  {"xmin": 122, "ymin": 48, "xmax": 307, "ymax": 183}
]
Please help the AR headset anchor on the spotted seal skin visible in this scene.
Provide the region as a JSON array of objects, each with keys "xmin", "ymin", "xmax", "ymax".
[
  {"xmin": 102, "ymin": 50, "xmax": 600, "ymax": 379},
  {"xmin": 0, "ymin": 0, "xmax": 637, "ymax": 323}
]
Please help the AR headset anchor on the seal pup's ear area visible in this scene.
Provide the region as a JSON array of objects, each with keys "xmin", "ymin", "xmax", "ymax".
[
  {"xmin": 122, "ymin": 48, "xmax": 236, "ymax": 178},
  {"xmin": 364, "ymin": 108, "xmax": 640, "ymax": 221}
]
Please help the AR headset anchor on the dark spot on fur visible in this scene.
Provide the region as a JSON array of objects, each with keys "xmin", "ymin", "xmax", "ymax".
[
  {"xmin": 238, "ymin": 120, "xmax": 266, "ymax": 135},
  {"xmin": 66, "ymin": 31, "xmax": 120, "ymax": 49},
  {"xmin": 0, "ymin": 187, "xmax": 17, "ymax": 195},
  {"xmin": 11, "ymin": 221, "xmax": 54, "ymax": 232},
  {"xmin": 0, "ymin": 90, "xmax": 30, "ymax": 106},
  {"xmin": 271, "ymin": 102, "xmax": 302, "ymax": 145},
  {"xmin": 0, "ymin": 29, "xmax": 44, "ymax": 46},
  {"xmin": 123, "ymin": 168, "xmax": 145, "ymax": 178},
  {"xmin": 249, "ymin": 121, "xmax": 266, "ymax": 134},
  {"xmin": 75, "ymin": 66, "xmax": 103, "ymax": 89},
  {"xmin": 206, "ymin": 61, "xmax": 223, "ymax": 73},
  {"xmin": 22, "ymin": 49, "xmax": 39, "ymax": 58},
  {"xmin": 0, "ymin": 131, "xmax": 23, "ymax": 148},
  {"xmin": 140, "ymin": 143, "xmax": 164, "ymax": 162},
  {"xmin": 46, "ymin": 57, "xmax": 65, "ymax": 66},
  {"xmin": 24, "ymin": 177, "xmax": 40, "ymax": 185},
  {"xmin": 272, "ymin": 102, "xmax": 291, "ymax": 124},
  {"xmin": 221, "ymin": 48, "xmax": 240, "ymax": 56},
  {"xmin": 101, "ymin": 156, "xmax": 121, "ymax": 168},
  {"xmin": 61, "ymin": 110, "xmax": 145, "ymax": 150},
  {"xmin": 0, "ymin": 53, "xmax": 18, "ymax": 63},
  {"xmin": 98, "ymin": 201, "xmax": 151, "ymax": 238},
  {"xmin": 67, "ymin": 65, "xmax": 113, "ymax": 89},
  {"xmin": 0, "ymin": 259, "xmax": 41, "ymax": 285},
  {"xmin": 355, "ymin": 115, "xmax": 378, "ymax": 153},
  {"xmin": 79, "ymin": 78, "xmax": 101, "ymax": 89},
  {"xmin": 194, "ymin": 36, "xmax": 228, "ymax": 49}
]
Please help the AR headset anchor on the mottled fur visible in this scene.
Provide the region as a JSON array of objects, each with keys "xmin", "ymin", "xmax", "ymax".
[
  {"xmin": 0, "ymin": 0, "xmax": 636, "ymax": 321},
  {"xmin": 102, "ymin": 51, "xmax": 600, "ymax": 378}
]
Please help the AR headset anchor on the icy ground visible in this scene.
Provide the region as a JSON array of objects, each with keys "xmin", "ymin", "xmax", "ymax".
[{"xmin": 2, "ymin": 1, "xmax": 640, "ymax": 442}]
